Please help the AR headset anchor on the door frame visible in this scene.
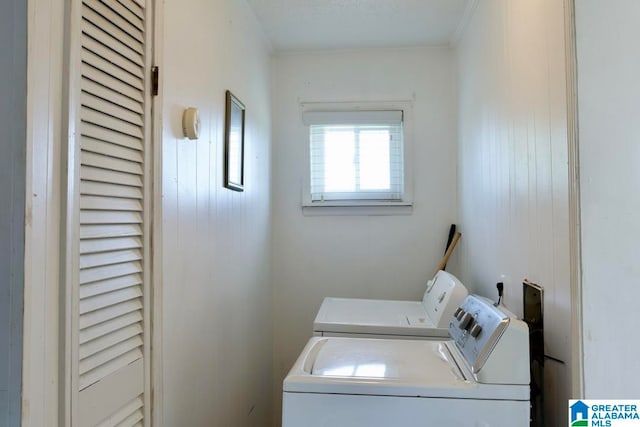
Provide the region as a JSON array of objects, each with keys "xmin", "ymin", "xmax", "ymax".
[
  {"xmin": 150, "ymin": 0, "xmax": 165, "ymax": 424},
  {"xmin": 564, "ymin": 0, "xmax": 585, "ymax": 399},
  {"xmin": 22, "ymin": 0, "xmax": 66, "ymax": 425},
  {"xmin": 21, "ymin": 0, "xmax": 164, "ymax": 425}
]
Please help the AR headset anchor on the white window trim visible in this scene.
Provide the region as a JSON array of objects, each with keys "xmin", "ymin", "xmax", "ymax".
[{"xmin": 300, "ymin": 100, "xmax": 414, "ymax": 213}]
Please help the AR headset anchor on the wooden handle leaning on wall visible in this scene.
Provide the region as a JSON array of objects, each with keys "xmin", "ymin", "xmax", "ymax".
[{"xmin": 436, "ymin": 232, "xmax": 461, "ymax": 273}]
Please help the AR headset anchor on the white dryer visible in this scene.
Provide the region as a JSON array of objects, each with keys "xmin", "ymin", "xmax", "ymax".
[
  {"xmin": 313, "ymin": 270, "xmax": 468, "ymax": 339},
  {"xmin": 283, "ymin": 295, "xmax": 530, "ymax": 427}
]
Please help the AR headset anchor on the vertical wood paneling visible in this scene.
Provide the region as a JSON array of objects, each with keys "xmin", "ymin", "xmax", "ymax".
[
  {"xmin": 456, "ymin": 1, "xmax": 571, "ymax": 425},
  {"xmin": 575, "ymin": 0, "xmax": 640, "ymax": 399},
  {"xmin": 161, "ymin": 0, "xmax": 273, "ymax": 426}
]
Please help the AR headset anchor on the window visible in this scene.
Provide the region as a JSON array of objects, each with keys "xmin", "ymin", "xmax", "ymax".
[{"xmin": 302, "ymin": 107, "xmax": 412, "ymax": 208}]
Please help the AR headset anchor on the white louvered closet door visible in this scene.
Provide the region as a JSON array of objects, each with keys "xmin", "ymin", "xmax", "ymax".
[{"xmin": 66, "ymin": 0, "xmax": 153, "ymax": 425}]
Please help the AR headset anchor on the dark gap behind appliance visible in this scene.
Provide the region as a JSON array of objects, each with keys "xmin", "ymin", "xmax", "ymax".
[{"xmin": 523, "ymin": 280, "xmax": 544, "ymax": 427}]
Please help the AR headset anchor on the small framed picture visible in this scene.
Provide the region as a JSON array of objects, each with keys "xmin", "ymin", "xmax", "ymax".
[{"xmin": 224, "ymin": 90, "xmax": 245, "ymax": 192}]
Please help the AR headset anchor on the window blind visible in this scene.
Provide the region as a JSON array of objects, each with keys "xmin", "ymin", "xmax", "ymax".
[
  {"xmin": 303, "ymin": 110, "xmax": 403, "ymax": 126},
  {"xmin": 307, "ymin": 110, "xmax": 404, "ymax": 202}
]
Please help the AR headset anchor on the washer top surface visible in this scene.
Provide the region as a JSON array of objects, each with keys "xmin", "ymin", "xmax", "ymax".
[
  {"xmin": 313, "ymin": 271, "xmax": 468, "ymax": 337},
  {"xmin": 314, "ymin": 298, "xmax": 443, "ymax": 337}
]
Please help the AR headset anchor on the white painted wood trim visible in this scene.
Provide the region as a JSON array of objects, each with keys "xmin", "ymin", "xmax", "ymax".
[
  {"xmin": 274, "ymin": 45, "xmax": 451, "ymax": 58},
  {"xmin": 564, "ymin": 0, "xmax": 585, "ymax": 399},
  {"xmin": 150, "ymin": 0, "xmax": 164, "ymax": 425},
  {"xmin": 22, "ymin": 0, "xmax": 65, "ymax": 425},
  {"xmin": 61, "ymin": 1, "xmax": 83, "ymax": 425},
  {"xmin": 142, "ymin": 1, "xmax": 156, "ymax": 425}
]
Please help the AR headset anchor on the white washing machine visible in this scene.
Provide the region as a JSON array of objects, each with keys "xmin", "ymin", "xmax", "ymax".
[
  {"xmin": 313, "ymin": 270, "xmax": 468, "ymax": 339},
  {"xmin": 283, "ymin": 295, "xmax": 530, "ymax": 427}
]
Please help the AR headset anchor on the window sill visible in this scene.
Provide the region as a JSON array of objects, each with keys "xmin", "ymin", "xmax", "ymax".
[{"xmin": 301, "ymin": 202, "xmax": 413, "ymax": 216}]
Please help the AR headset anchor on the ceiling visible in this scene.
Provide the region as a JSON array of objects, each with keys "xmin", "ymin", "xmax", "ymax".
[{"xmin": 246, "ymin": 0, "xmax": 472, "ymax": 52}]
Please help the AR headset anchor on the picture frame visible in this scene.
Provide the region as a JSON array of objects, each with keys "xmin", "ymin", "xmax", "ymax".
[{"xmin": 224, "ymin": 90, "xmax": 245, "ymax": 192}]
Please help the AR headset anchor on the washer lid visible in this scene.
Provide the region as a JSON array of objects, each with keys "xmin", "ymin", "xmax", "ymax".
[
  {"xmin": 311, "ymin": 339, "xmax": 465, "ymax": 383},
  {"xmin": 284, "ymin": 337, "xmax": 529, "ymax": 400}
]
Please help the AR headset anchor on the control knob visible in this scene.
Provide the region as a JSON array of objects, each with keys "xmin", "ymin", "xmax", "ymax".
[
  {"xmin": 459, "ymin": 312, "xmax": 473, "ymax": 329},
  {"xmin": 469, "ymin": 323, "xmax": 482, "ymax": 337}
]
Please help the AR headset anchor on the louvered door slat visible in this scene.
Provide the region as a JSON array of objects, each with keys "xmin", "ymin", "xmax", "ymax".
[
  {"xmin": 81, "ymin": 64, "xmax": 144, "ymax": 102},
  {"xmin": 79, "ymin": 299, "xmax": 143, "ymax": 330},
  {"xmin": 81, "ymin": 165, "xmax": 143, "ymax": 186},
  {"xmin": 79, "ymin": 346, "xmax": 143, "ymax": 388},
  {"xmin": 79, "ymin": 287, "xmax": 143, "ymax": 314},
  {"xmin": 80, "ymin": 323, "xmax": 143, "ymax": 360},
  {"xmin": 79, "ymin": 311, "xmax": 142, "ymax": 343},
  {"xmin": 81, "ymin": 49, "xmax": 143, "ymax": 93},
  {"xmin": 82, "ymin": 108, "xmax": 143, "ymax": 139},
  {"xmin": 80, "ymin": 250, "xmax": 142, "ymax": 272},
  {"xmin": 103, "ymin": 0, "xmax": 144, "ymax": 31},
  {"xmin": 80, "ymin": 223, "xmax": 142, "ymax": 239},
  {"xmin": 80, "ymin": 323, "xmax": 143, "ymax": 361},
  {"xmin": 82, "ymin": 136, "xmax": 142, "ymax": 163},
  {"xmin": 79, "ymin": 261, "xmax": 142, "ymax": 285},
  {"xmin": 81, "ymin": 181, "xmax": 142, "ymax": 199},
  {"xmin": 80, "ymin": 236, "xmax": 142, "ymax": 254},
  {"xmin": 82, "ymin": 48, "xmax": 143, "ymax": 91},
  {"xmin": 82, "ymin": 4, "xmax": 143, "ymax": 54},
  {"xmin": 81, "ymin": 34, "xmax": 144, "ymax": 80},
  {"xmin": 117, "ymin": 0, "xmax": 143, "ymax": 18},
  {"xmin": 82, "ymin": 137, "xmax": 144, "ymax": 163},
  {"xmin": 80, "ymin": 287, "xmax": 141, "ymax": 314},
  {"xmin": 81, "ymin": 92, "xmax": 143, "ymax": 127},
  {"xmin": 80, "ymin": 210, "xmax": 143, "ymax": 225},
  {"xmin": 81, "ymin": 20, "xmax": 144, "ymax": 68},
  {"xmin": 81, "ymin": 151, "xmax": 143, "ymax": 175},
  {"xmin": 80, "ymin": 274, "xmax": 142, "ymax": 299},
  {"xmin": 96, "ymin": 396, "xmax": 144, "ymax": 427},
  {"xmin": 79, "ymin": 336, "xmax": 143, "ymax": 375},
  {"xmin": 81, "ymin": 196, "xmax": 142, "ymax": 212},
  {"xmin": 82, "ymin": 78, "xmax": 144, "ymax": 115},
  {"xmin": 85, "ymin": 0, "xmax": 144, "ymax": 42},
  {"xmin": 116, "ymin": 410, "xmax": 144, "ymax": 427},
  {"xmin": 81, "ymin": 122, "xmax": 143, "ymax": 151},
  {"xmin": 80, "ymin": 248, "xmax": 142, "ymax": 269}
]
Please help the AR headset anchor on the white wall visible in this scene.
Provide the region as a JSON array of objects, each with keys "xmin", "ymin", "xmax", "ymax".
[
  {"xmin": 575, "ymin": 0, "xmax": 640, "ymax": 397},
  {"xmin": 161, "ymin": 1, "xmax": 273, "ymax": 426},
  {"xmin": 0, "ymin": 0, "xmax": 26, "ymax": 424},
  {"xmin": 456, "ymin": 1, "xmax": 571, "ymax": 425},
  {"xmin": 271, "ymin": 47, "xmax": 458, "ymax": 424}
]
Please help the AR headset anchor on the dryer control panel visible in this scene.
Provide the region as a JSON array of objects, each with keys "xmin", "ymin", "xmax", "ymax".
[
  {"xmin": 449, "ymin": 295, "xmax": 529, "ymax": 385},
  {"xmin": 421, "ymin": 270, "xmax": 468, "ymax": 328}
]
